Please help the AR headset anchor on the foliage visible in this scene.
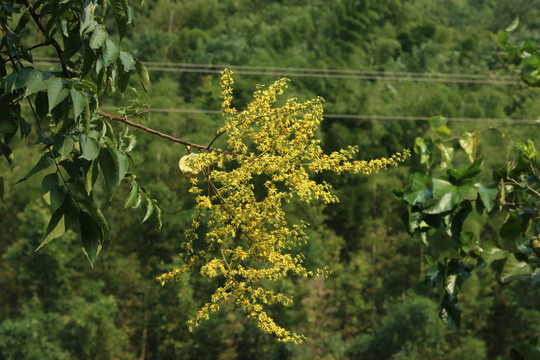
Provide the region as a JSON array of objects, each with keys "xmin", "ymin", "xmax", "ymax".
[
  {"xmin": 0, "ymin": 0, "xmax": 158, "ymax": 267},
  {"xmin": 2, "ymin": 0, "xmax": 540, "ymax": 357},
  {"xmin": 1, "ymin": 0, "xmax": 410, "ymax": 344},
  {"xmin": 157, "ymin": 70, "xmax": 409, "ymax": 342},
  {"xmin": 396, "ymin": 117, "xmax": 540, "ymax": 330}
]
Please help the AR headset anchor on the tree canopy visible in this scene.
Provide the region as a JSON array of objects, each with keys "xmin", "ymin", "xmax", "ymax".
[{"xmin": 1, "ymin": 0, "xmax": 540, "ymax": 358}]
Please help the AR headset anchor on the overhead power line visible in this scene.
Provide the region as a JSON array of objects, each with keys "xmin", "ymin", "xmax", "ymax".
[
  {"xmin": 112, "ymin": 107, "xmax": 539, "ymax": 124},
  {"xmin": 32, "ymin": 57, "xmax": 518, "ymax": 86}
]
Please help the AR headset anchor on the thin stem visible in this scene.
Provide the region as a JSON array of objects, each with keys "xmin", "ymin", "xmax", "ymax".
[
  {"xmin": 27, "ymin": 98, "xmax": 80, "ymax": 210},
  {"xmin": 207, "ymin": 130, "xmax": 226, "ymax": 150},
  {"xmin": 24, "ymin": 0, "xmax": 70, "ymax": 78},
  {"xmin": 98, "ymin": 109, "xmax": 234, "ymax": 155}
]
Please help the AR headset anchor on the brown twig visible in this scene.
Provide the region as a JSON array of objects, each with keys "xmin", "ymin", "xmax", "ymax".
[
  {"xmin": 97, "ymin": 109, "xmax": 233, "ymax": 155},
  {"xmin": 24, "ymin": 0, "xmax": 70, "ymax": 78}
]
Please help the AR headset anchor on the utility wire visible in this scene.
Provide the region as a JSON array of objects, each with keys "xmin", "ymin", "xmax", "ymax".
[
  {"xmin": 103, "ymin": 107, "xmax": 539, "ymax": 124},
  {"xmin": 32, "ymin": 57, "xmax": 517, "ymax": 85},
  {"xmin": 33, "ymin": 56, "xmax": 513, "ymax": 80}
]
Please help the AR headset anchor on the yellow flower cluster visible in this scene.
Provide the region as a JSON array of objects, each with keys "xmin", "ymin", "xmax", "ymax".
[{"xmin": 156, "ymin": 69, "xmax": 410, "ymax": 342}]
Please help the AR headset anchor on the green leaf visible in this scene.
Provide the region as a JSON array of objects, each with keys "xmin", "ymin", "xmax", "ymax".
[
  {"xmin": 89, "ymin": 27, "xmax": 108, "ymax": 50},
  {"xmin": 80, "ymin": 135, "xmax": 100, "ymax": 161},
  {"xmin": 481, "ymin": 245, "xmax": 509, "ymax": 263},
  {"xmin": 501, "ymin": 253, "xmax": 534, "ymax": 283},
  {"xmin": 429, "ymin": 116, "xmax": 451, "ymax": 136},
  {"xmin": 401, "ymin": 173, "xmax": 432, "ymax": 205},
  {"xmin": 82, "ymin": 97, "xmax": 91, "ymax": 134},
  {"xmin": 142, "ymin": 196, "xmax": 155, "ymax": 223},
  {"xmin": 110, "ymin": 0, "xmax": 130, "ymax": 39},
  {"xmin": 117, "ymin": 71, "xmax": 130, "ymax": 93},
  {"xmin": 99, "ymin": 147, "xmax": 128, "ymax": 198},
  {"xmin": 436, "ymin": 141, "xmax": 454, "ymax": 169},
  {"xmin": 135, "ymin": 59, "xmax": 150, "ymax": 93},
  {"xmin": 475, "ymin": 182, "xmax": 498, "ymax": 212},
  {"xmin": 500, "ymin": 212, "xmax": 521, "ymax": 242},
  {"xmin": 36, "ymin": 195, "xmax": 78, "ymax": 251},
  {"xmin": 14, "ymin": 67, "xmax": 34, "ymax": 90},
  {"xmin": 45, "ymin": 77, "xmax": 70, "ymax": 112},
  {"xmin": 439, "ymin": 296, "xmax": 461, "ymax": 330},
  {"xmin": 79, "ymin": 211, "xmax": 103, "ymax": 267},
  {"xmin": 124, "ymin": 181, "xmax": 139, "ymax": 209},
  {"xmin": 447, "ymin": 158, "xmax": 483, "ymax": 184},
  {"xmin": 52, "ymin": 136, "xmax": 75, "ymax": 160},
  {"xmin": 506, "ymin": 14, "xmax": 522, "ymax": 32},
  {"xmin": 0, "ymin": 176, "xmax": 5, "ymax": 209},
  {"xmin": 25, "ymin": 70, "xmax": 51, "ymax": 95},
  {"xmin": 515, "ymin": 139, "xmax": 539, "ymax": 159},
  {"xmin": 70, "ymin": 89, "xmax": 86, "ymax": 120},
  {"xmin": 103, "ymin": 39, "xmax": 120, "ymax": 68},
  {"xmin": 414, "ymin": 137, "xmax": 433, "ymax": 166},
  {"xmin": 424, "ymin": 179, "xmax": 470, "ymax": 214},
  {"xmin": 80, "ymin": 0, "xmax": 95, "ymax": 34},
  {"xmin": 16, "ymin": 154, "xmax": 54, "ymax": 183},
  {"xmin": 119, "ymin": 51, "xmax": 135, "ymax": 71},
  {"xmin": 512, "ymin": 343, "xmax": 540, "ymax": 360},
  {"xmin": 94, "ymin": 208, "xmax": 110, "ymax": 242},
  {"xmin": 458, "ymin": 131, "xmax": 481, "ymax": 163},
  {"xmin": 41, "ymin": 173, "xmax": 66, "ymax": 209}
]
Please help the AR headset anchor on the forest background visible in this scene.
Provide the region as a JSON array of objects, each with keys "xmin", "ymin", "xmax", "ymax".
[{"xmin": 1, "ymin": 0, "xmax": 540, "ymax": 359}]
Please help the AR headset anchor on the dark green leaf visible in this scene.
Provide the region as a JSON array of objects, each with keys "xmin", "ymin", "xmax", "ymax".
[
  {"xmin": 19, "ymin": 117, "xmax": 31, "ymax": 139},
  {"xmin": 16, "ymin": 154, "xmax": 54, "ymax": 184},
  {"xmin": 82, "ymin": 97, "xmax": 91, "ymax": 134},
  {"xmin": 41, "ymin": 173, "xmax": 66, "ymax": 209},
  {"xmin": 447, "ymin": 158, "xmax": 483, "ymax": 184},
  {"xmin": 62, "ymin": 33, "xmax": 82, "ymax": 61},
  {"xmin": 14, "ymin": 67, "xmax": 34, "ymax": 90},
  {"xmin": 79, "ymin": 211, "xmax": 103, "ymax": 267},
  {"xmin": 439, "ymin": 296, "xmax": 461, "ymax": 330},
  {"xmin": 117, "ymin": 70, "xmax": 130, "ymax": 93},
  {"xmin": 36, "ymin": 195, "xmax": 78, "ymax": 251},
  {"xmin": 135, "ymin": 59, "xmax": 150, "ymax": 93},
  {"xmin": 110, "ymin": 0, "xmax": 130, "ymax": 39},
  {"xmin": 500, "ymin": 213, "xmax": 521, "ymax": 242},
  {"xmin": 0, "ymin": 176, "xmax": 4, "ymax": 209},
  {"xmin": 99, "ymin": 147, "xmax": 128, "ymax": 198},
  {"xmin": 475, "ymin": 182, "xmax": 498, "ymax": 212}
]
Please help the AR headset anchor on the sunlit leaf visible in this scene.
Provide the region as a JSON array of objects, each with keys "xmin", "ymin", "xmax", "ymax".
[
  {"xmin": 135, "ymin": 59, "xmax": 150, "ymax": 93},
  {"xmin": 36, "ymin": 195, "xmax": 78, "ymax": 251},
  {"xmin": 501, "ymin": 253, "xmax": 534, "ymax": 282},
  {"xmin": 458, "ymin": 131, "xmax": 481, "ymax": 163},
  {"xmin": 16, "ymin": 154, "xmax": 54, "ymax": 184}
]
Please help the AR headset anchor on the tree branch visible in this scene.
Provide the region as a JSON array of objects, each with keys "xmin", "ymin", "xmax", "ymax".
[
  {"xmin": 97, "ymin": 110, "xmax": 233, "ymax": 155},
  {"xmin": 24, "ymin": 0, "xmax": 70, "ymax": 78}
]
